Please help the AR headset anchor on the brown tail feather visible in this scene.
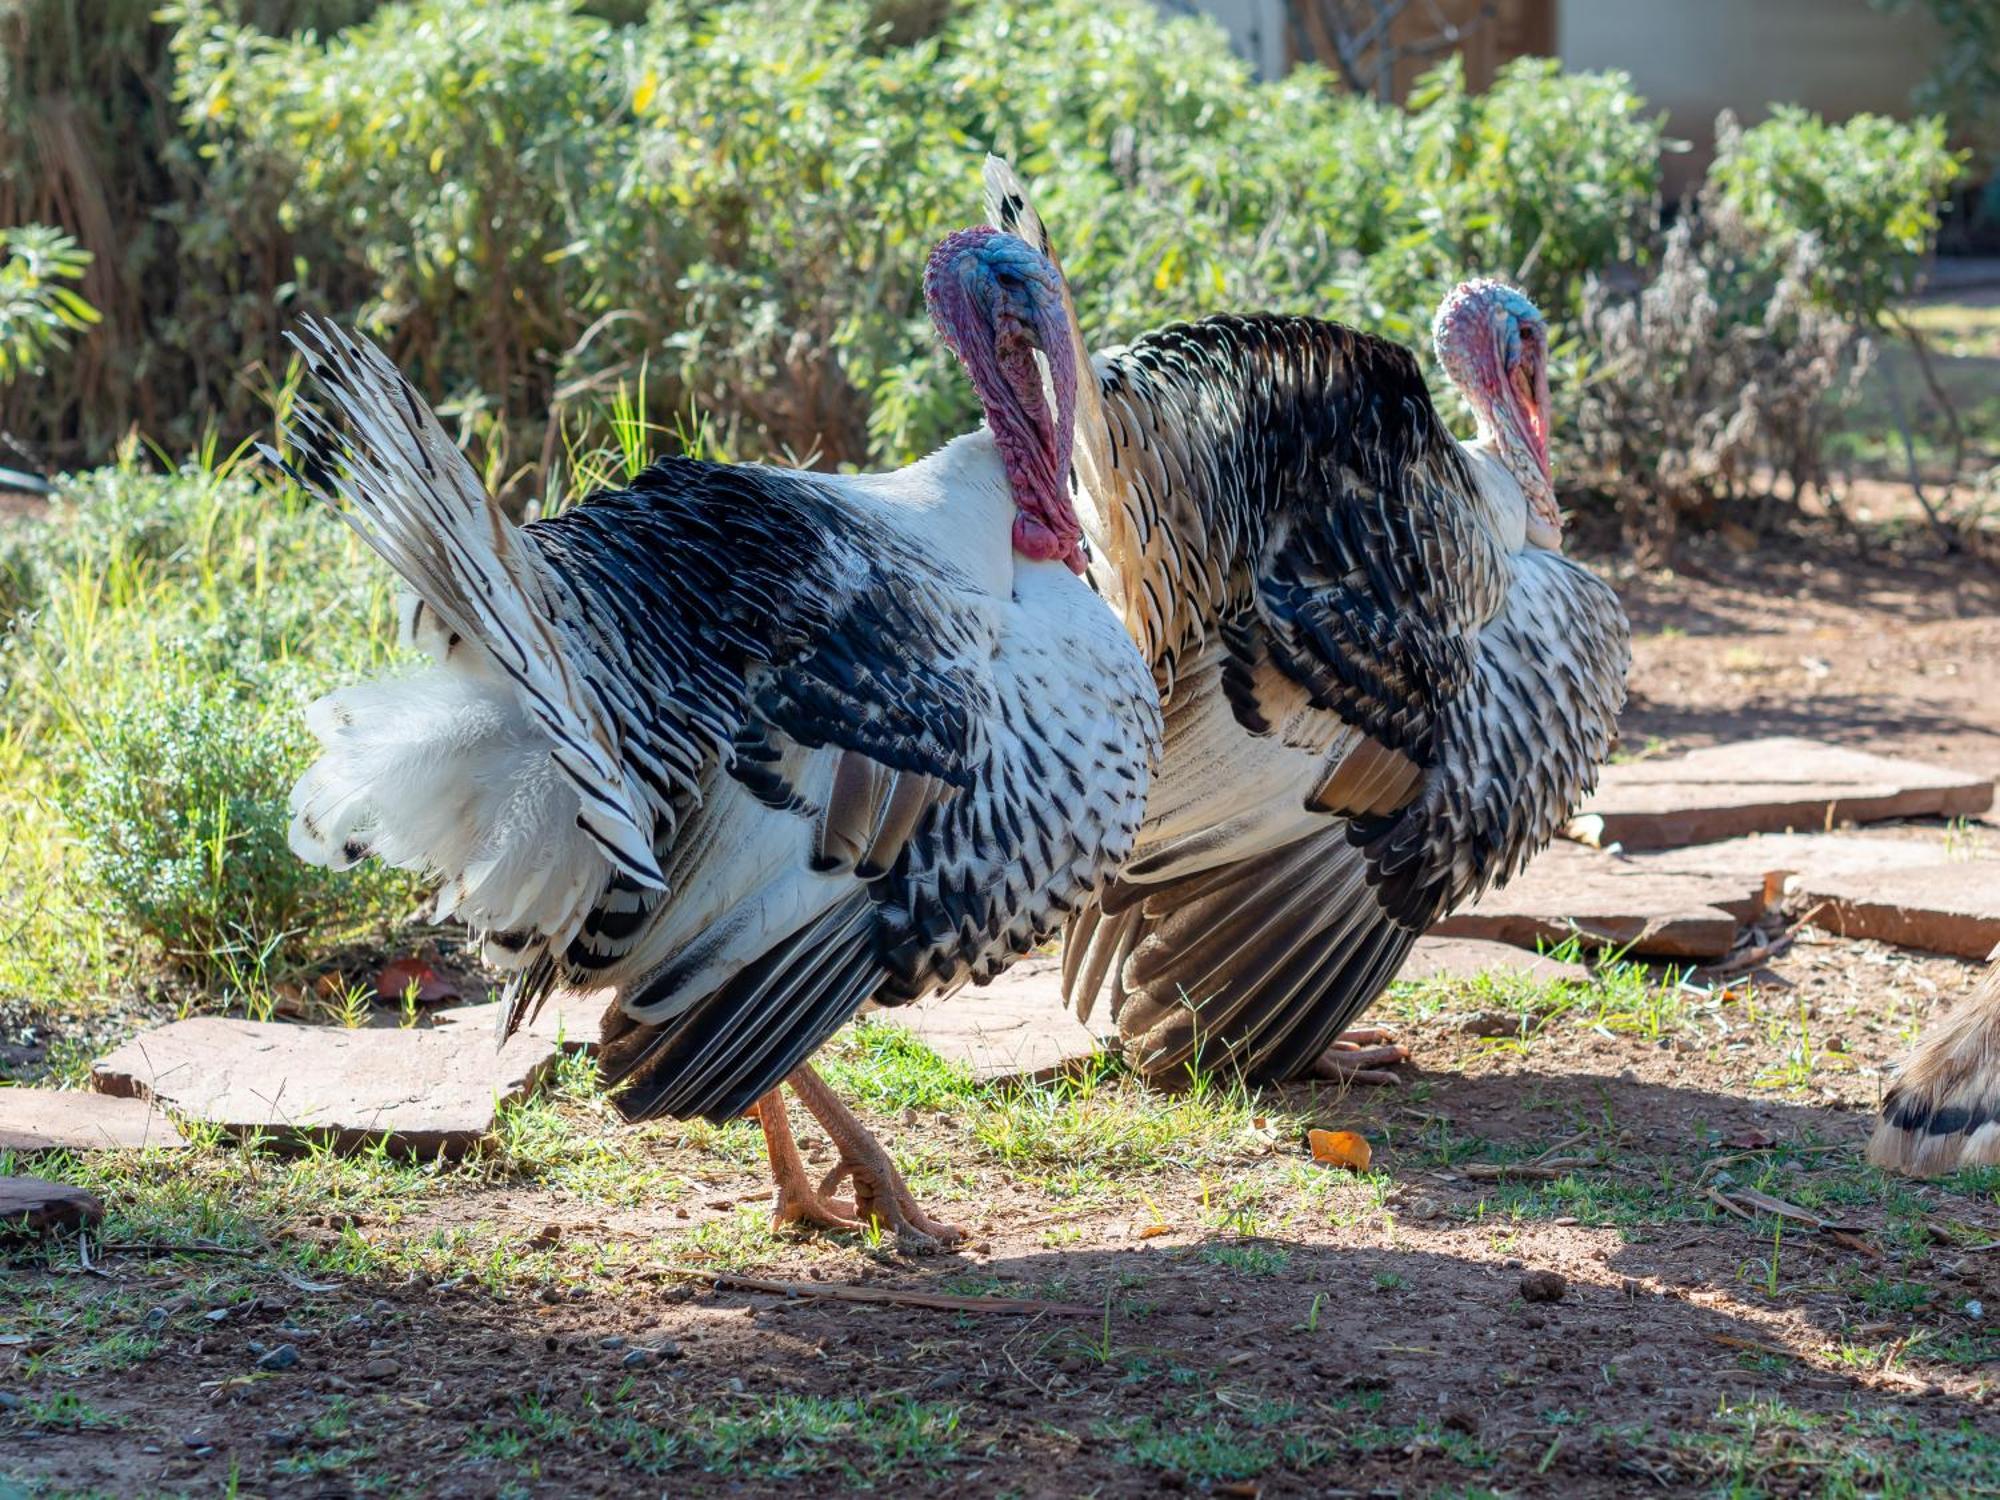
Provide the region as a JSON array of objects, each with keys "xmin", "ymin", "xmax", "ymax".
[{"xmin": 1868, "ymin": 960, "xmax": 2000, "ymax": 1177}]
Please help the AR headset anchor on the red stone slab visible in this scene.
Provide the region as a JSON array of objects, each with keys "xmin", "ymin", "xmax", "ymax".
[
  {"xmin": 1565, "ymin": 739, "xmax": 1992, "ymax": 852},
  {"xmin": 429, "ymin": 989, "xmax": 613, "ymax": 1053},
  {"xmin": 0, "ymin": 1176, "xmax": 102, "ymax": 1237},
  {"xmin": 870, "ymin": 957, "xmax": 1101, "ymax": 1085},
  {"xmin": 1397, "ymin": 936, "xmax": 1592, "ymax": 986},
  {"xmin": 0, "ymin": 1088, "xmax": 188, "ymax": 1152},
  {"xmin": 1431, "ymin": 841, "xmax": 1753, "ymax": 960},
  {"xmin": 91, "ymin": 1018, "xmax": 557, "ymax": 1157},
  {"xmin": 1790, "ymin": 861, "xmax": 2000, "ymax": 959}
]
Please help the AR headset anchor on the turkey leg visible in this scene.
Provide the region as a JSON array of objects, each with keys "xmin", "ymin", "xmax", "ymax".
[
  {"xmin": 753, "ymin": 1086, "xmax": 864, "ymax": 1234},
  {"xmin": 786, "ymin": 1064, "xmax": 966, "ymax": 1253},
  {"xmin": 1312, "ymin": 1025, "xmax": 1411, "ymax": 1086}
]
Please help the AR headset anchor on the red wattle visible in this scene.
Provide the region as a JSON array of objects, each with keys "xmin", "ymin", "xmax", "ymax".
[{"xmin": 1013, "ymin": 513, "xmax": 1083, "ymax": 572}]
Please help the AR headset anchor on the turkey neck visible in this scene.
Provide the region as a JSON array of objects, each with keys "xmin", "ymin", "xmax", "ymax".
[{"xmin": 811, "ymin": 429, "xmax": 1025, "ymax": 600}]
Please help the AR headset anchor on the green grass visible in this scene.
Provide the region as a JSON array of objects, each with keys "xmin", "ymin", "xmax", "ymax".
[
  {"xmin": 1642, "ymin": 1400, "xmax": 2000, "ymax": 1497},
  {"xmin": 465, "ymin": 1387, "xmax": 967, "ymax": 1485}
]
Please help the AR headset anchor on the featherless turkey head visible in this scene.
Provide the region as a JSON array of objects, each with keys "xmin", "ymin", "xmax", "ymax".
[
  {"xmin": 1433, "ymin": 279, "xmax": 1561, "ymax": 550},
  {"xmin": 924, "ymin": 226, "xmax": 1085, "ymax": 573}
]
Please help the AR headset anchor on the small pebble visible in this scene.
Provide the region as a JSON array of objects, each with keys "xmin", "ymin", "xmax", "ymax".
[
  {"xmin": 655, "ymin": 1340, "xmax": 684, "ymax": 1361},
  {"xmin": 0, "ymin": 1393, "xmax": 23, "ymax": 1412},
  {"xmin": 143, "ymin": 1307, "xmax": 170, "ymax": 1330},
  {"xmin": 359, "ymin": 1357, "xmax": 400, "ymax": 1381},
  {"xmin": 256, "ymin": 1343, "xmax": 300, "ymax": 1372},
  {"xmin": 261, "ymin": 1426, "xmax": 301, "ymax": 1449},
  {"xmin": 1966, "ymin": 1299, "xmax": 1985, "ymax": 1320},
  {"xmin": 621, "ymin": 1348, "xmax": 656, "ymax": 1370},
  {"xmin": 600, "ymin": 1335, "xmax": 627, "ymax": 1351},
  {"xmin": 202, "ymin": 1308, "xmax": 229, "ymax": 1324},
  {"xmin": 368, "ymin": 1300, "xmax": 395, "ymax": 1318},
  {"xmin": 1519, "ymin": 1270, "xmax": 1567, "ymax": 1304}
]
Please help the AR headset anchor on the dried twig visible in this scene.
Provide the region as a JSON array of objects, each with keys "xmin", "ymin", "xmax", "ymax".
[
  {"xmin": 98, "ymin": 1240, "xmax": 257, "ymax": 1259},
  {"xmin": 1462, "ymin": 1156, "xmax": 1600, "ymax": 1182},
  {"xmin": 658, "ymin": 1266, "xmax": 1097, "ymax": 1317}
]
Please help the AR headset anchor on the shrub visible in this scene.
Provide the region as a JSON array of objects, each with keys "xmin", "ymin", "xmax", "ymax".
[
  {"xmin": 1569, "ymin": 205, "xmax": 1869, "ymax": 551},
  {"xmin": 59, "ymin": 666, "xmax": 407, "ymax": 985},
  {"xmin": 8, "ymin": 0, "xmax": 1676, "ymax": 480},
  {"xmin": 1708, "ymin": 106, "xmax": 1964, "ymax": 328},
  {"xmin": 0, "ymin": 458, "xmax": 413, "ymax": 998}
]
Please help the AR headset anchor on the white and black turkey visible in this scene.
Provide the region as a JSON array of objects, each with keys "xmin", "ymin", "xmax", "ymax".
[
  {"xmin": 275, "ymin": 226, "xmax": 1159, "ymax": 1247},
  {"xmin": 984, "ymin": 159, "xmax": 1629, "ymax": 1086},
  {"xmin": 1870, "ymin": 957, "xmax": 2000, "ymax": 1175}
]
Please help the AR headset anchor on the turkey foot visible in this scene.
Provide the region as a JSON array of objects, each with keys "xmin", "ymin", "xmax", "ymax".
[
  {"xmin": 752, "ymin": 1087, "xmax": 862, "ymax": 1234},
  {"xmin": 787, "ymin": 1064, "xmax": 966, "ymax": 1254},
  {"xmin": 1311, "ymin": 1026, "xmax": 1410, "ymax": 1086}
]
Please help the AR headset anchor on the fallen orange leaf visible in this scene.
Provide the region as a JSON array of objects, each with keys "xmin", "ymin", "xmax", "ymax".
[
  {"xmin": 1137, "ymin": 1223, "xmax": 1171, "ymax": 1240},
  {"xmin": 1309, "ymin": 1129, "xmax": 1372, "ymax": 1172}
]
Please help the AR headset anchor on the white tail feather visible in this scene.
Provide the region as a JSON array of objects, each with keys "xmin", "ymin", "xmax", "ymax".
[
  {"xmin": 289, "ymin": 669, "xmax": 609, "ymax": 967},
  {"xmin": 272, "ymin": 317, "xmax": 663, "ymax": 890}
]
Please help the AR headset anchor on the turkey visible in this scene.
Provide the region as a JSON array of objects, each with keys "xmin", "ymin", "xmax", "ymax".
[
  {"xmin": 984, "ymin": 158, "xmax": 1629, "ymax": 1087},
  {"xmin": 1869, "ymin": 956, "xmax": 2000, "ymax": 1175},
  {"xmin": 274, "ymin": 224, "xmax": 1159, "ymax": 1248}
]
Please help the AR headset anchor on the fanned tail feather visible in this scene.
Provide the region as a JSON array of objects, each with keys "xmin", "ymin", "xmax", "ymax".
[
  {"xmin": 286, "ymin": 671, "xmax": 607, "ymax": 967},
  {"xmin": 1869, "ymin": 961, "xmax": 2000, "ymax": 1176},
  {"xmin": 267, "ymin": 317, "xmax": 662, "ymax": 891}
]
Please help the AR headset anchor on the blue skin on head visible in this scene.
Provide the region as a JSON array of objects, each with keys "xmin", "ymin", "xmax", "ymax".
[{"xmin": 922, "ymin": 226, "xmax": 1084, "ymax": 571}]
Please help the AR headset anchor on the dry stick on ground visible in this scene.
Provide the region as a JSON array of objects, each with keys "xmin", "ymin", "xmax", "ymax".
[
  {"xmin": 658, "ymin": 1266, "xmax": 1099, "ymax": 1317},
  {"xmin": 1461, "ymin": 1156, "xmax": 1604, "ymax": 1183}
]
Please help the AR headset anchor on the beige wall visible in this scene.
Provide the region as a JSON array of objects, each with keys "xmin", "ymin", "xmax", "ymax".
[{"xmin": 1558, "ymin": 0, "xmax": 1945, "ymax": 192}]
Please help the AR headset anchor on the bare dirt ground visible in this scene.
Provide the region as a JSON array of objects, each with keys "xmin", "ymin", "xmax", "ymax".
[{"xmin": 9, "ymin": 517, "xmax": 2000, "ymax": 1499}]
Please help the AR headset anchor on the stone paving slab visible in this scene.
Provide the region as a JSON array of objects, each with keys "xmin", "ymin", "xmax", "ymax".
[
  {"xmin": 0, "ymin": 1088, "xmax": 188, "ymax": 1152},
  {"xmin": 1789, "ymin": 861, "xmax": 2000, "ymax": 959},
  {"xmin": 1565, "ymin": 738, "xmax": 1992, "ymax": 851},
  {"xmin": 871, "ymin": 957, "xmax": 1101, "ymax": 1085},
  {"xmin": 1631, "ymin": 831, "xmax": 1953, "ymax": 889},
  {"xmin": 1397, "ymin": 936, "xmax": 1593, "ymax": 987},
  {"xmin": 91, "ymin": 1019, "xmax": 558, "ymax": 1157},
  {"xmin": 1432, "ymin": 841, "xmax": 1754, "ymax": 960},
  {"xmin": 0, "ymin": 1176, "xmax": 103, "ymax": 1237},
  {"xmin": 430, "ymin": 989, "xmax": 613, "ymax": 1053}
]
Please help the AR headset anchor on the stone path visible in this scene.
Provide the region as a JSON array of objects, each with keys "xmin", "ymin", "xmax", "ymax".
[
  {"xmin": 0, "ymin": 1089, "xmax": 188, "ymax": 1152},
  {"xmin": 91, "ymin": 1019, "xmax": 557, "ymax": 1157},
  {"xmin": 1399, "ymin": 936, "xmax": 1592, "ymax": 986},
  {"xmin": 1565, "ymin": 738, "xmax": 1991, "ymax": 851},
  {"xmin": 1432, "ymin": 841, "xmax": 1757, "ymax": 960},
  {"xmin": 1788, "ymin": 861, "xmax": 2000, "ymax": 959},
  {"xmin": 0, "ymin": 1176, "xmax": 103, "ymax": 1237},
  {"xmin": 871, "ymin": 958, "xmax": 1102, "ymax": 1085},
  {"xmin": 430, "ymin": 990, "xmax": 613, "ymax": 1052}
]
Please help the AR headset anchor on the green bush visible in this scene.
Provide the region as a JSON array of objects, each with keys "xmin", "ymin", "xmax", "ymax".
[
  {"xmin": 60, "ymin": 667, "xmax": 406, "ymax": 985},
  {"xmin": 0, "ymin": 459, "xmax": 412, "ymax": 999},
  {"xmin": 1708, "ymin": 106, "xmax": 1964, "ymax": 327},
  {"xmin": 156, "ymin": 0, "xmax": 1665, "ymax": 478}
]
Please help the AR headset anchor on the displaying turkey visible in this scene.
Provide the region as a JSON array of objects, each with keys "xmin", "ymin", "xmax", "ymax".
[
  {"xmin": 1869, "ymin": 957, "xmax": 2000, "ymax": 1175},
  {"xmin": 274, "ymin": 225, "xmax": 1159, "ymax": 1248},
  {"xmin": 984, "ymin": 158, "xmax": 1629, "ymax": 1087}
]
